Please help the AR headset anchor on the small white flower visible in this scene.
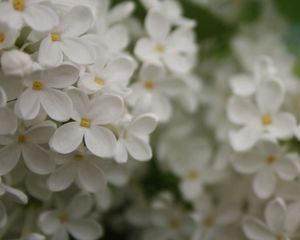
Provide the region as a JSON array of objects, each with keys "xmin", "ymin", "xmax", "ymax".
[
  {"xmin": 50, "ymin": 89, "xmax": 123, "ymax": 157},
  {"xmin": 114, "ymin": 113, "xmax": 157, "ymax": 163},
  {"xmin": 233, "ymin": 141, "xmax": 298, "ymax": 199},
  {"xmin": 15, "ymin": 65, "xmax": 79, "ymax": 121},
  {"xmin": 134, "ymin": 10, "xmax": 196, "ymax": 74},
  {"xmin": 39, "ymin": 193, "xmax": 103, "ymax": 240},
  {"xmin": 243, "ymin": 198, "xmax": 300, "ymax": 240},
  {"xmin": 0, "ymin": 21, "xmax": 19, "ymax": 50},
  {"xmin": 38, "ymin": 6, "xmax": 95, "ymax": 67},
  {"xmin": 48, "ymin": 149, "xmax": 106, "ymax": 192},
  {"xmin": 0, "ymin": 121, "xmax": 56, "ymax": 175},
  {"xmin": 129, "ymin": 63, "xmax": 184, "ymax": 122},
  {"xmin": 228, "ymin": 80, "xmax": 296, "ymax": 151},
  {"xmin": 79, "ymin": 56, "xmax": 135, "ymax": 95},
  {"xmin": 0, "ymin": 0, "xmax": 59, "ymax": 31}
]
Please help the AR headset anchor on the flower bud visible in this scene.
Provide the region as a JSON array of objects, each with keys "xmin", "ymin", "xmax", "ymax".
[{"xmin": 1, "ymin": 49, "xmax": 33, "ymax": 76}]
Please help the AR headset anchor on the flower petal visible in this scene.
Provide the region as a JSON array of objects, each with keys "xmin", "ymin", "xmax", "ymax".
[
  {"xmin": 39, "ymin": 211, "xmax": 60, "ymax": 235},
  {"xmin": 134, "ymin": 38, "xmax": 160, "ymax": 63},
  {"xmin": 16, "ymin": 88, "xmax": 40, "ymax": 120},
  {"xmin": 105, "ymin": 24, "xmax": 129, "ymax": 51},
  {"xmin": 38, "ymin": 37, "xmax": 63, "ymax": 67},
  {"xmin": 265, "ymin": 198, "xmax": 286, "ymax": 233},
  {"xmin": 129, "ymin": 113, "xmax": 157, "ymax": 136},
  {"xmin": 125, "ymin": 135, "xmax": 152, "ymax": 161},
  {"xmin": 230, "ymin": 74, "xmax": 255, "ymax": 96},
  {"xmin": 104, "ymin": 57, "xmax": 134, "ymax": 83},
  {"xmin": 242, "ymin": 217, "xmax": 274, "ymax": 240},
  {"xmin": 67, "ymin": 88, "xmax": 90, "ymax": 121},
  {"xmin": 0, "ymin": 107, "xmax": 18, "ymax": 135},
  {"xmin": 256, "ymin": 80, "xmax": 284, "ymax": 114},
  {"xmin": 41, "ymin": 89, "xmax": 72, "ymax": 122},
  {"xmin": 0, "ymin": 144, "xmax": 21, "ymax": 176},
  {"xmin": 89, "ymin": 94, "xmax": 124, "ymax": 125},
  {"xmin": 268, "ymin": 112, "xmax": 296, "ymax": 139},
  {"xmin": 22, "ymin": 143, "xmax": 54, "ymax": 175},
  {"xmin": 26, "ymin": 121, "xmax": 56, "ymax": 144},
  {"xmin": 48, "ymin": 164, "xmax": 76, "ymax": 192},
  {"xmin": 24, "ymin": 4, "xmax": 58, "ymax": 32},
  {"xmin": 114, "ymin": 140, "xmax": 128, "ymax": 164},
  {"xmin": 50, "ymin": 122, "xmax": 84, "ymax": 154},
  {"xmin": 145, "ymin": 11, "xmax": 170, "ymax": 41},
  {"xmin": 253, "ymin": 168, "xmax": 276, "ymax": 199},
  {"xmin": 84, "ymin": 126, "xmax": 116, "ymax": 158},
  {"xmin": 66, "ymin": 193, "xmax": 92, "ymax": 219},
  {"xmin": 233, "ymin": 151, "xmax": 264, "ymax": 174},
  {"xmin": 78, "ymin": 162, "xmax": 106, "ymax": 193},
  {"xmin": 67, "ymin": 219, "xmax": 103, "ymax": 240},
  {"xmin": 275, "ymin": 158, "xmax": 298, "ymax": 181}
]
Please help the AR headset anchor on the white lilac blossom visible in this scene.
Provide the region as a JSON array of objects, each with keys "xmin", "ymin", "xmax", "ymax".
[{"xmin": 1, "ymin": 0, "xmax": 300, "ymax": 239}]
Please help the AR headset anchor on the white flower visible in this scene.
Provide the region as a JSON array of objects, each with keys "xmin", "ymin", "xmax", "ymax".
[
  {"xmin": 243, "ymin": 198, "xmax": 300, "ymax": 240},
  {"xmin": 129, "ymin": 63, "xmax": 184, "ymax": 122},
  {"xmin": 228, "ymin": 80, "xmax": 296, "ymax": 151},
  {"xmin": 50, "ymin": 89, "xmax": 123, "ymax": 157},
  {"xmin": 0, "ymin": 87, "xmax": 18, "ymax": 135},
  {"xmin": 0, "ymin": 0, "xmax": 58, "ymax": 31},
  {"xmin": 15, "ymin": 65, "xmax": 79, "ymax": 121},
  {"xmin": 134, "ymin": 10, "xmax": 196, "ymax": 74},
  {"xmin": 0, "ymin": 121, "xmax": 56, "ymax": 175},
  {"xmin": 233, "ymin": 141, "xmax": 298, "ymax": 199},
  {"xmin": 114, "ymin": 113, "xmax": 157, "ymax": 163},
  {"xmin": 79, "ymin": 56, "xmax": 135, "ymax": 95},
  {"xmin": 48, "ymin": 149, "xmax": 106, "ymax": 192},
  {"xmin": 39, "ymin": 193, "xmax": 103, "ymax": 240},
  {"xmin": 38, "ymin": 6, "xmax": 95, "ymax": 67},
  {"xmin": 1, "ymin": 49, "xmax": 33, "ymax": 76},
  {"xmin": 0, "ymin": 21, "xmax": 19, "ymax": 50}
]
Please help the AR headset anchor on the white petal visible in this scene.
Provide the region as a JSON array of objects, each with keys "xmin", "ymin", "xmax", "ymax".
[
  {"xmin": 66, "ymin": 193, "xmax": 92, "ymax": 219},
  {"xmin": 180, "ymin": 180, "xmax": 202, "ymax": 200},
  {"xmin": 105, "ymin": 24, "xmax": 129, "ymax": 51},
  {"xmin": 163, "ymin": 51, "xmax": 193, "ymax": 74},
  {"xmin": 229, "ymin": 125, "xmax": 262, "ymax": 152},
  {"xmin": 84, "ymin": 126, "xmax": 116, "ymax": 158},
  {"xmin": 134, "ymin": 38, "xmax": 160, "ymax": 63},
  {"xmin": 0, "ymin": 73, "xmax": 23, "ymax": 101},
  {"xmin": 108, "ymin": 2, "xmax": 134, "ymax": 24},
  {"xmin": 275, "ymin": 159, "xmax": 298, "ymax": 181},
  {"xmin": 233, "ymin": 151, "xmax": 264, "ymax": 174},
  {"xmin": 0, "ymin": 144, "xmax": 21, "ymax": 175},
  {"xmin": 268, "ymin": 112, "xmax": 296, "ymax": 139},
  {"xmin": 242, "ymin": 217, "xmax": 274, "ymax": 240},
  {"xmin": 38, "ymin": 211, "xmax": 60, "ymax": 234},
  {"xmin": 227, "ymin": 96, "xmax": 259, "ymax": 125},
  {"xmin": 52, "ymin": 227, "xmax": 69, "ymax": 240},
  {"xmin": 230, "ymin": 74, "xmax": 255, "ymax": 96},
  {"xmin": 59, "ymin": 6, "xmax": 93, "ymax": 37},
  {"xmin": 151, "ymin": 93, "xmax": 172, "ymax": 122},
  {"xmin": 0, "ymin": 107, "xmax": 18, "ymax": 135},
  {"xmin": 139, "ymin": 63, "xmax": 165, "ymax": 82},
  {"xmin": 286, "ymin": 201, "xmax": 300, "ymax": 233},
  {"xmin": 50, "ymin": 122, "xmax": 84, "ymax": 154},
  {"xmin": 48, "ymin": 164, "xmax": 76, "ymax": 192},
  {"xmin": 26, "ymin": 121, "xmax": 56, "ymax": 144},
  {"xmin": 67, "ymin": 88, "xmax": 89, "ymax": 121},
  {"xmin": 256, "ymin": 80, "xmax": 284, "ymax": 114},
  {"xmin": 38, "ymin": 37, "xmax": 63, "ymax": 67},
  {"xmin": 253, "ymin": 168, "xmax": 276, "ymax": 199},
  {"xmin": 22, "ymin": 143, "xmax": 54, "ymax": 175},
  {"xmin": 114, "ymin": 140, "xmax": 128, "ymax": 164},
  {"xmin": 265, "ymin": 198, "xmax": 286, "ymax": 233},
  {"xmin": 146, "ymin": 11, "xmax": 170, "ymax": 41},
  {"xmin": 41, "ymin": 89, "xmax": 72, "ymax": 121},
  {"xmin": 125, "ymin": 135, "xmax": 152, "ymax": 161},
  {"xmin": 24, "ymin": 4, "xmax": 58, "ymax": 31},
  {"xmin": 89, "ymin": 94, "xmax": 124, "ymax": 125},
  {"xmin": 67, "ymin": 219, "xmax": 103, "ymax": 240},
  {"xmin": 2, "ymin": 184, "xmax": 28, "ymax": 204},
  {"xmin": 78, "ymin": 162, "xmax": 106, "ymax": 193},
  {"xmin": 129, "ymin": 113, "xmax": 157, "ymax": 136},
  {"xmin": 61, "ymin": 38, "xmax": 94, "ymax": 65},
  {"xmin": 104, "ymin": 57, "xmax": 134, "ymax": 83},
  {"xmin": 16, "ymin": 88, "xmax": 40, "ymax": 120},
  {"xmin": 0, "ymin": 87, "xmax": 6, "ymax": 107},
  {"xmin": 43, "ymin": 65, "xmax": 79, "ymax": 89}
]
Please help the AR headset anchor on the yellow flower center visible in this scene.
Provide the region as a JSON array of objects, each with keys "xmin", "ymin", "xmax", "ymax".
[
  {"xmin": 32, "ymin": 81, "xmax": 44, "ymax": 90},
  {"xmin": 261, "ymin": 114, "xmax": 272, "ymax": 126},
  {"xmin": 51, "ymin": 33, "xmax": 61, "ymax": 42},
  {"xmin": 94, "ymin": 77, "xmax": 105, "ymax": 86},
  {"xmin": 0, "ymin": 32, "xmax": 5, "ymax": 43},
  {"xmin": 187, "ymin": 170, "xmax": 199, "ymax": 180},
  {"xmin": 155, "ymin": 44, "xmax": 165, "ymax": 54},
  {"xmin": 13, "ymin": 0, "xmax": 25, "ymax": 11},
  {"xmin": 144, "ymin": 80, "xmax": 154, "ymax": 90},
  {"xmin": 266, "ymin": 154, "xmax": 276, "ymax": 165},
  {"xmin": 59, "ymin": 214, "xmax": 69, "ymax": 224},
  {"xmin": 80, "ymin": 118, "xmax": 91, "ymax": 128},
  {"xmin": 202, "ymin": 216, "xmax": 215, "ymax": 228},
  {"xmin": 18, "ymin": 135, "xmax": 26, "ymax": 144},
  {"xmin": 169, "ymin": 219, "xmax": 181, "ymax": 230}
]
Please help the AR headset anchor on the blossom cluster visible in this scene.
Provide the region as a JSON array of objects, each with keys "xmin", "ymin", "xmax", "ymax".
[{"xmin": 1, "ymin": 0, "xmax": 300, "ymax": 240}]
